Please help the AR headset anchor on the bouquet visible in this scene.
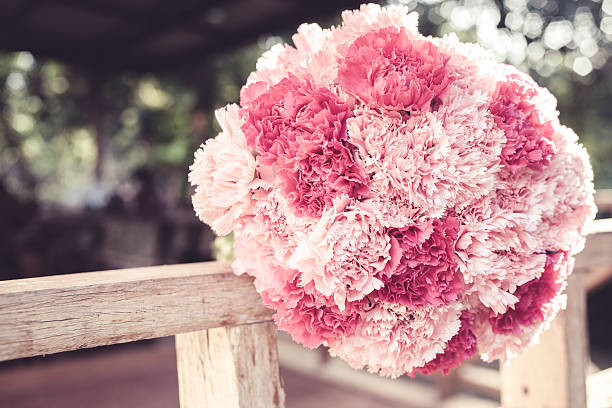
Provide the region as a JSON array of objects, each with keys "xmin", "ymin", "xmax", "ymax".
[{"xmin": 189, "ymin": 4, "xmax": 596, "ymax": 377}]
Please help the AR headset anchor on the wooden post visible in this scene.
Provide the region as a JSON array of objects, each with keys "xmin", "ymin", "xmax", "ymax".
[
  {"xmin": 435, "ymin": 370, "xmax": 459, "ymax": 401},
  {"xmin": 175, "ymin": 322, "xmax": 285, "ymax": 408},
  {"xmin": 500, "ymin": 272, "xmax": 587, "ymax": 408}
]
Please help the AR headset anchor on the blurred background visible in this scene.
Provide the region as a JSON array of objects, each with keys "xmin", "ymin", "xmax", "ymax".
[{"xmin": 0, "ymin": 0, "xmax": 611, "ymax": 407}]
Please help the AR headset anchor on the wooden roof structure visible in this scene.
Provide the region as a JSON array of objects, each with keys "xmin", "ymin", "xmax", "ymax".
[{"xmin": 0, "ymin": 0, "xmax": 365, "ymax": 72}]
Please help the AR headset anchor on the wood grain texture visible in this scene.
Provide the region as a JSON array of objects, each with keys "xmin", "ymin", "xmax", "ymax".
[
  {"xmin": 575, "ymin": 228, "xmax": 612, "ymax": 271},
  {"xmin": 175, "ymin": 322, "xmax": 285, "ymax": 408},
  {"xmin": 500, "ymin": 272, "xmax": 587, "ymax": 408},
  {"xmin": 0, "ymin": 262, "xmax": 273, "ymax": 361}
]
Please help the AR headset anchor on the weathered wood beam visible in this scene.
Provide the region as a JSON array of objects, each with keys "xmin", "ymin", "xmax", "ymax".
[
  {"xmin": 175, "ymin": 322, "xmax": 285, "ymax": 408},
  {"xmin": 0, "ymin": 262, "xmax": 273, "ymax": 361}
]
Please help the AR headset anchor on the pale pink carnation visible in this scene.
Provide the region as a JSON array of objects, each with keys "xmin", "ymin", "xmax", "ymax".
[
  {"xmin": 455, "ymin": 199, "xmax": 544, "ymax": 313},
  {"xmin": 239, "ymin": 188, "xmax": 313, "ymax": 264},
  {"xmin": 329, "ymin": 301, "xmax": 463, "ymax": 377},
  {"xmin": 188, "ymin": 105, "xmax": 256, "ymax": 235},
  {"xmin": 433, "ymin": 78, "xmax": 505, "ymax": 211},
  {"xmin": 245, "ymin": 43, "xmax": 300, "ymax": 88},
  {"xmin": 535, "ymin": 140, "xmax": 597, "ymax": 254},
  {"xmin": 332, "ymin": 4, "xmax": 418, "ymax": 55},
  {"xmin": 493, "ymin": 167, "xmax": 550, "ymax": 222},
  {"xmin": 347, "ymin": 108, "xmax": 452, "ymax": 218},
  {"xmin": 289, "ymin": 197, "xmax": 400, "ymax": 310},
  {"xmin": 433, "ymin": 33, "xmax": 498, "ymax": 94}
]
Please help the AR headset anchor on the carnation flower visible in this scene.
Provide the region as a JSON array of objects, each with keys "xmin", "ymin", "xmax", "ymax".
[
  {"xmin": 241, "ymin": 74, "xmax": 368, "ymax": 216},
  {"xmin": 348, "ymin": 108, "xmax": 452, "ymax": 218},
  {"xmin": 241, "ymin": 188, "xmax": 313, "ymax": 264},
  {"xmin": 338, "ymin": 26, "xmax": 453, "ymax": 112},
  {"xmin": 234, "ymin": 236, "xmax": 359, "ymax": 348},
  {"xmin": 335, "ymin": 3, "xmax": 418, "ymax": 52},
  {"xmin": 490, "ymin": 68, "xmax": 556, "ymax": 173},
  {"xmin": 474, "ymin": 255, "xmax": 573, "ymax": 362},
  {"xmin": 241, "ymin": 74, "xmax": 350, "ymax": 163},
  {"xmin": 372, "ymin": 217, "xmax": 463, "ymax": 308},
  {"xmin": 188, "ymin": 105, "xmax": 256, "ymax": 235},
  {"xmin": 486, "ymin": 295, "xmax": 568, "ymax": 362},
  {"xmin": 190, "ymin": 4, "xmax": 595, "ymax": 377},
  {"xmin": 433, "ymin": 77, "xmax": 505, "ymax": 210},
  {"xmin": 489, "ymin": 251, "xmax": 569, "ymax": 334},
  {"xmin": 264, "ymin": 274, "xmax": 361, "ymax": 349},
  {"xmin": 409, "ymin": 311, "xmax": 477, "ymax": 376},
  {"xmin": 536, "ymin": 141, "xmax": 596, "ymax": 254},
  {"xmin": 289, "ymin": 197, "xmax": 400, "ymax": 310},
  {"xmin": 329, "ymin": 301, "xmax": 463, "ymax": 377}
]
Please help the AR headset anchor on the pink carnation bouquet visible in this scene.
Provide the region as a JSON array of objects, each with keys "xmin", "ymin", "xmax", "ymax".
[{"xmin": 189, "ymin": 4, "xmax": 596, "ymax": 377}]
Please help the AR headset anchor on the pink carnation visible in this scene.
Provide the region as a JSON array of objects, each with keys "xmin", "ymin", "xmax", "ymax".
[
  {"xmin": 536, "ymin": 140, "xmax": 596, "ymax": 254},
  {"xmin": 265, "ymin": 276, "xmax": 361, "ymax": 349},
  {"xmin": 433, "ymin": 77, "xmax": 505, "ymax": 210},
  {"xmin": 372, "ymin": 217, "xmax": 463, "ymax": 308},
  {"xmin": 489, "ymin": 251, "xmax": 569, "ymax": 334},
  {"xmin": 454, "ymin": 199, "xmax": 545, "ymax": 314},
  {"xmin": 289, "ymin": 198, "xmax": 400, "ymax": 310},
  {"xmin": 409, "ymin": 311, "xmax": 477, "ymax": 376},
  {"xmin": 233, "ymin": 233, "xmax": 359, "ymax": 348},
  {"xmin": 241, "ymin": 74, "xmax": 368, "ymax": 216},
  {"xmin": 329, "ymin": 301, "xmax": 463, "ymax": 377},
  {"xmin": 241, "ymin": 74, "xmax": 350, "ymax": 163},
  {"xmin": 338, "ymin": 26, "xmax": 453, "ymax": 112},
  {"xmin": 243, "ymin": 189, "xmax": 313, "ymax": 264},
  {"xmin": 276, "ymin": 139, "xmax": 369, "ymax": 217},
  {"xmin": 347, "ymin": 109, "xmax": 452, "ymax": 218},
  {"xmin": 490, "ymin": 71, "xmax": 555, "ymax": 173}
]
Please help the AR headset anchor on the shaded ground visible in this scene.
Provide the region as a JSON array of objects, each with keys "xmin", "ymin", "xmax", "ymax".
[{"xmin": 0, "ymin": 338, "xmax": 409, "ymax": 408}]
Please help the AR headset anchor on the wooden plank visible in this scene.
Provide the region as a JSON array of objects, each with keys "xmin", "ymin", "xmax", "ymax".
[
  {"xmin": 584, "ymin": 264, "xmax": 612, "ymax": 292},
  {"xmin": 175, "ymin": 322, "xmax": 285, "ymax": 408},
  {"xmin": 0, "ymin": 262, "xmax": 273, "ymax": 361},
  {"xmin": 575, "ymin": 229, "xmax": 612, "ymax": 271},
  {"xmin": 500, "ymin": 272, "xmax": 587, "ymax": 408},
  {"xmin": 587, "ymin": 367, "xmax": 612, "ymax": 408},
  {"xmin": 595, "ymin": 189, "xmax": 612, "ymax": 213},
  {"xmin": 456, "ymin": 363, "xmax": 500, "ymax": 400}
]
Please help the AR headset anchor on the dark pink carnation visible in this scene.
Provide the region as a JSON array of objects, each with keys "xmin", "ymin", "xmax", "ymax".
[
  {"xmin": 409, "ymin": 311, "xmax": 477, "ymax": 376},
  {"xmin": 241, "ymin": 74, "xmax": 368, "ymax": 216},
  {"xmin": 489, "ymin": 251, "xmax": 568, "ymax": 334},
  {"xmin": 241, "ymin": 74, "xmax": 352, "ymax": 164},
  {"xmin": 372, "ymin": 217, "xmax": 463, "ymax": 307},
  {"xmin": 261, "ymin": 275, "xmax": 360, "ymax": 348},
  {"xmin": 338, "ymin": 26, "xmax": 453, "ymax": 112},
  {"xmin": 490, "ymin": 74, "xmax": 555, "ymax": 173},
  {"xmin": 277, "ymin": 140, "xmax": 369, "ymax": 216}
]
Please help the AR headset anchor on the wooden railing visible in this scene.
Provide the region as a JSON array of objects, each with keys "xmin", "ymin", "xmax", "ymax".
[
  {"xmin": 1, "ymin": 220, "xmax": 611, "ymax": 408},
  {"xmin": 0, "ymin": 262, "xmax": 283, "ymax": 407}
]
